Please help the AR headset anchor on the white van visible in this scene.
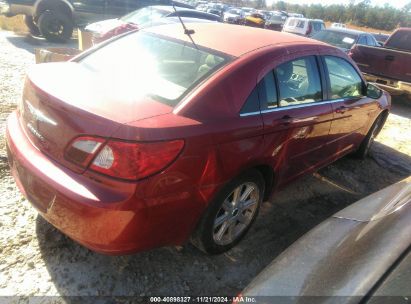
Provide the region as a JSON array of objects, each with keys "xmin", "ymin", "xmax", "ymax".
[{"xmin": 282, "ymin": 18, "xmax": 325, "ymax": 37}]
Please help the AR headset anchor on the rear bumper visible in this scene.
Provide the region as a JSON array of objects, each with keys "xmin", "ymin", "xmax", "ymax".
[
  {"xmin": 6, "ymin": 111, "xmax": 204, "ymax": 255},
  {"xmin": 364, "ymin": 73, "xmax": 411, "ymax": 96}
]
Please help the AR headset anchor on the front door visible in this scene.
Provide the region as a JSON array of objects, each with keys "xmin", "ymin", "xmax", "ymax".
[{"xmin": 322, "ymin": 56, "xmax": 375, "ymax": 154}]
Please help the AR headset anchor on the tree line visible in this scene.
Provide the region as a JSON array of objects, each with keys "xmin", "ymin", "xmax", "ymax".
[{"xmin": 269, "ymin": 0, "xmax": 411, "ymax": 31}]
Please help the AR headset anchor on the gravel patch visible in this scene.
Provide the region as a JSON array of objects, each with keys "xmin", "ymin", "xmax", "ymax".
[{"xmin": 0, "ymin": 30, "xmax": 410, "ymax": 298}]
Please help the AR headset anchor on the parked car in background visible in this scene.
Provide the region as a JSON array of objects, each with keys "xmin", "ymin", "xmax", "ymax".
[
  {"xmin": 206, "ymin": 8, "xmax": 222, "ymax": 17},
  {"xmin": 282, "ymin": 17, "xmax": 325, "ymax": 37},
  {"xmin": 85, "ymin": 5, "xmax": 220, "ymax": 44},
  {"xmin": 312, "ymin": 28, "xmax": 379, "ymax": 53},
  {"xmin": 244, "ymin": 12, "xmax": 265, "ymax": 28},
  {"xmin": 331, "ymin": 22, "xmax": 346, "ymax": 29},
  {"xmin": 7, "ymin": 23, "xmax": 390, "ymax": 256},
  {"xmin": 350, "ymin": 28, "xmax": 411, "ymax": 98},
  {"xmin": 241, "ymin": 177, "xmax": 411, "ymax": 301},
  {"xmin": 223, "ymin": 8, "xmax": 244, "ymax": 24},
  {"xmin": 288, "ymin": 13, "xmax": 304, "ymax": 18},
  {"xmin": 265, "ymin": 12, "xmax": 284, "ymax": 31},
  {"xmin": 241, "ymin": 7, "xmax": 255, "ymax": 16},
  {"xmin": 372, "ymin": 32, "xmax": 391, "ymax": 46},
  {"xmin": 0, "ymin": 0, "xmax": 192, "ymax": 42}
]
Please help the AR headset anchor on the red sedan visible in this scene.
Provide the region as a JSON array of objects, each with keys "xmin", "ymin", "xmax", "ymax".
[{"xmin": 6, "ymin": 23, "xmax": 390, "ymax": 255}]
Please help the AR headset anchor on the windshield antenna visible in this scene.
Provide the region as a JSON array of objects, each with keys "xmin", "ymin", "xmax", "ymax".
[{"xmin": 172, "ymin": 3, "xmax": 198, "ymax": 49}]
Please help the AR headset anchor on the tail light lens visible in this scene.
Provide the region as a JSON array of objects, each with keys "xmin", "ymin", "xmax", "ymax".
[{"xmin": 66, "ymin": 137, "xmax": 184, "ymax": 181}]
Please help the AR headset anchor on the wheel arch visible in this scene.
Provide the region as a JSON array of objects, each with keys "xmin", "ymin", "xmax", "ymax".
[
  {"xmin": 253, "ymin": 164, "xmax": 275, "ymax": 201},
  {"xmin": 34, "ymin": 0, "xmax": 73, "ymax": 19}
]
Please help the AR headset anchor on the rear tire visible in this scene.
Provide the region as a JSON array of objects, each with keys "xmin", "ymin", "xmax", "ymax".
[
  {"xmin": 38, "ymin": 10, "xmax": 73, "ymax": 42},
  {"xmin": 24, "ymin": 15, "xmax": 41, "ymax": 37},
  {"xmin": 191, "ymin": 170, "xmax": 264, "ymax": 254},
  {"xmin": 354, "ymin": 113, "xmax": 386, "ymax": 159}
]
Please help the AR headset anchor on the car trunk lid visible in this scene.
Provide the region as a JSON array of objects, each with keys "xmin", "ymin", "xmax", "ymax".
[{"xmin": 20, "ymin": 62, "xmax": 173, "ymax": 173}]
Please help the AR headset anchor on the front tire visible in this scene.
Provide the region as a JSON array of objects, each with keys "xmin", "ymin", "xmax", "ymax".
[
  {"xmin": 354, "ymin": 113, "xmax": 386, "ymax": 159},
  {"xmin": 191, "ymin": 170, "xmax": 264, "ymax": 254},
  {"xmin": 38, "ymin": 10, "xmax": 73, "ymax": 42}
]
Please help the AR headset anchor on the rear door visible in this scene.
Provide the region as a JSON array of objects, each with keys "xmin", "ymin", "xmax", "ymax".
[
  {"xmin": 260, "ymin": 55, "xmax": 334, "ymax": 185},
  {"xmin": 322, "ymin": 55, "xmax": 377, "ymax": 153}
]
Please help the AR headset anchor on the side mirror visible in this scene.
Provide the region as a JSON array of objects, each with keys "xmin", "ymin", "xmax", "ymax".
[{"xmin": 366, "ymin": 83, "xmax": 383, "ymax": 99}]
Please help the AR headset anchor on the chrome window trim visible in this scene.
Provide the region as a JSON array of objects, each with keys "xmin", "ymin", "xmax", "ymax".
[
  {"xmin": 239, "ymin": 98, "xmax": 355, "ymax": 117},
  {"xmin": 239, "ymin": 111, "xmax": 261, "ymax": 117}
]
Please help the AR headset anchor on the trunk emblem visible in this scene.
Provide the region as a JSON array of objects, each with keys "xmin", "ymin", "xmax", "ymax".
[
  {"xmin": 27, "ymin": 122, "xmax": 46, "ymax": 142},
  {"xmin": 25, "ymin": 100, "xmax": 57, "ymax": 126}
]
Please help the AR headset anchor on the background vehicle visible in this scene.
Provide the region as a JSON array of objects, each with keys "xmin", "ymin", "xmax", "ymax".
[
  {"xmin": 86, "ymin": 5, "xmax": 220, "ymax": 44},
  {"xmin": 241, "ymin": 177, "xmax": 411, "ymax": 300},
  {"xmin": 331, "ymin": 22, "xmax": 346, "ymax": 29},
  {"xmin": 223, "ymin": 8, "xmax": 244, "ymax": 24},
  {"xmin": 282, "ymin": 17, "xmax": 325, "ymax": 37},
  {"xmin": 0, "ymin": 0, "xmax": 192, "ymax": 42},
  {"xmin": 372, "ymin": 32, "xmax": 390, "ymax": 46},
  {"xmin": 6, "ymin": 23, "xmax": 390, "ymax": 256},
  {"xmin": 312, "ymin": 28, "xmax": 379, "ymax": 53},
  {"xmin": 244, "ymin": 13, "xmax": 265, "ymax": 28},
  {"xmin": 265, "ymin": 12, "xmax": 284, "ymax": 31},
  {"xmin": 241, "ymin": 7, "xmax": 255, "ymax": 16},
  {"xmin": 350, "ymin": 28, "xmax": 411, "ymax": 98}
]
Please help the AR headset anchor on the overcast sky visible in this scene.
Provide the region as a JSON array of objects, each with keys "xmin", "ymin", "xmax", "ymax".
[{"xmin": 266, "ymin": 0, "xmax": 410, "ymax": 9}]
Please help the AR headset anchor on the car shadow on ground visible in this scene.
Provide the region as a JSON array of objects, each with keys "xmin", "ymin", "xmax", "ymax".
[
  {"xmin": 391, "ymin": 95, "xmax": 411, "ymax": 119},
  {"xmin": 35, "ymin": 142, "xmax": 411, "ymax": 299},
  {"xmin": 6, "ymin": 34, "xmax": 77, "ymax": 55}
]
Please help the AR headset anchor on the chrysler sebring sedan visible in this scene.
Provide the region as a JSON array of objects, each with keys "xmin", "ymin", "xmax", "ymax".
[{"xmin": 6, "ymin": 23, "xmax": 390, "ymax": 255}]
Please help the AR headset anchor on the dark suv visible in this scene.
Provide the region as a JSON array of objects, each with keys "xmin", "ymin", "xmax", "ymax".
[{"xmin": 0, "ymin": 0, "xmax": 191, "ymax": 41}]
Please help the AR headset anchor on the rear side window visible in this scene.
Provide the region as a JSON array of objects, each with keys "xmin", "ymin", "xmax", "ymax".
[
  {"xmin": 324, "ymin": 56, "xmax": 363, "ymax": 99},
  {"xmin": 259, "ymin": 72, "xmax": 278, "ymax": 109},
  {"xmin": 296, "ymin": 20, "xmax": 305, "ymax": 28},
  {"xmin": 240, "ymin": 86, "xmax": 260, "ymax": 114},
  {"xmin": 312, "ymin": 22, "xmax": 323, "ymax": 32},
  {"xmin": 275, "ymin": 56, "xmax": 322, "ymax": 107}
]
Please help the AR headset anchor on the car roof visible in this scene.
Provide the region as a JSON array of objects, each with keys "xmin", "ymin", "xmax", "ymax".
[
  {"xmin": 145, "ymin": 23, "xmax": 323, "ymax": 57},
  {"xmin": 324, "ymin": 28, "xmax": 366, "ymax": 35}
]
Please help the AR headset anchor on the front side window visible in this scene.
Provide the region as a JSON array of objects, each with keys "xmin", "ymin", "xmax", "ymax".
[
  {"xmin": 80, "ymin": 32, "xmax": 228, "ymax": 106},
  {"xmin": 324, "ymin": 56, "xmax": 363, "ymax": 100},
  {"xmin": 275, "ymin": 56, "xmax": 322, "ymax": 107}
]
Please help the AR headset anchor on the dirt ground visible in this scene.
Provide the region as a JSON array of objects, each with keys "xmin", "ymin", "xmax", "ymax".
[{"xmin": 0, "ymin": 30, "xmax": 410, "ymax": 298}]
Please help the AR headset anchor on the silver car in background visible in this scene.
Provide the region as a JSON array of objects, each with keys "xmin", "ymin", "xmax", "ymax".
[{"xmin": 242, "ymin": 177, "xmax": 411, "ymax": 302}]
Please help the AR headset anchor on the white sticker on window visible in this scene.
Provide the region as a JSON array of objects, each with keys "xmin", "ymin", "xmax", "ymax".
[{"xmin": 343, "ymin": 37, "xmax": 355, "ymax": 44}]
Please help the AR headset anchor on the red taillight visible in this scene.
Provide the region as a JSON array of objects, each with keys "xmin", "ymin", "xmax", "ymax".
[
  {"xmin": 306, "ymin": 23, "xmax": 312, "ymax": 35},
  {"xmin": 65, "ymin": 136, "xmax": 184, "ymax": 181}
]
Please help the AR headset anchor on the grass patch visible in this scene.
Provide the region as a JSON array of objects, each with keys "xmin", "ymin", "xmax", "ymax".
[{"xmin": 0, "ymin": 15, "xmax": 28, "ymax": 34}]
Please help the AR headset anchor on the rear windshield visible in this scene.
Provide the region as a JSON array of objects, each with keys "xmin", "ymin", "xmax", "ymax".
[
  {"xmin": 79, "ymin": 32, "xmax": 229, "ymax": 106},
  {"xmin": 386, "ymin": 30, "xmax": 411, "ymax": 52},
  {"xmin": 313, "ymin": 30, "xmax": 357, "ymax": 49}
]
